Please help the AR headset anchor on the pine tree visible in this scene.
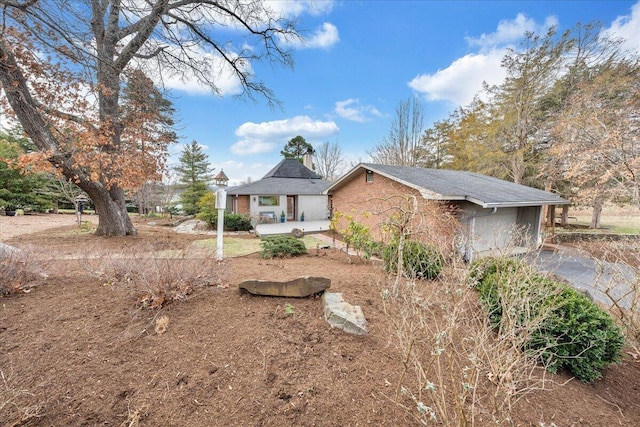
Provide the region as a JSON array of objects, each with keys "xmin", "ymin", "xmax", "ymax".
[
  {"xmin": 175, "ymin": 141, "xmax": 213, "ymax": 215},
  {"xmin": 281, "ymin": 136, "xmax": 313, "ymax": 161}
]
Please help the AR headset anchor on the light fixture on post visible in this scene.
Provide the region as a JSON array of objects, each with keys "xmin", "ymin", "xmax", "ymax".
[{"xmin": 214, "ymin": 169, "xmax": 229, "ymax": 261}]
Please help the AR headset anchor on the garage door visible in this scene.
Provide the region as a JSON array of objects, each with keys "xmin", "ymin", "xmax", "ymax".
[{"xmin": 472, "ymin": 207, "xmax": 518, "ymax": 253}]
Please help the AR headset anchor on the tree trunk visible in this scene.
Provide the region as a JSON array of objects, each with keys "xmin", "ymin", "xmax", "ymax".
[
  {"xmin": 86, "ymin": 185, "xmax": 137, "ymax": 236},
  {"xmin": 561, "ymin": 205, "xmax": 569, "ymax": 227},
  {"xmin": 0, "ymin": 37, "xmax": 135, "ymax": 237},
  {"xmin": 590, "ymin": 194, "xmax": 604, "ymax": 229}
]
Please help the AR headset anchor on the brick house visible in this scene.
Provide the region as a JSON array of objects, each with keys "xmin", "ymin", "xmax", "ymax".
[
  {"xmin": 324, "ymin": 163, "xmax": 570, "ymax": 261},
  {"xmin": 226, "ymin": 156, "xmax": 331, "ymax": 225}
]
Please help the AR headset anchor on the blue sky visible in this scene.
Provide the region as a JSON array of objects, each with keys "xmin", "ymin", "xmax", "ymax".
[{"xmin": 164, "ymin": 0, "xmax": 640, "ymax": 185}]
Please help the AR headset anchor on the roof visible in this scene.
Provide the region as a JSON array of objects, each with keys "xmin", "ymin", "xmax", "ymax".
[
  {"xmin": 226, "ymin": 159, "xmax": 329, "ymax": 196},
  {"xmin": 263, "ymin": 158, "xmax": 322, "ymax": 179},
  {"xmin": 227, "ymin": 177, "xmax": 331, "ymax": 195},
  {"xmin": 325, "ymin": 163, "xmax": 571, "ymax": 208}
]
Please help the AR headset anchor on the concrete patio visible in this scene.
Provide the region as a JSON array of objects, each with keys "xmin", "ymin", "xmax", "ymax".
[{"xmin": 255, "ymin": 220, "xmax": 331, "ymax": 237}]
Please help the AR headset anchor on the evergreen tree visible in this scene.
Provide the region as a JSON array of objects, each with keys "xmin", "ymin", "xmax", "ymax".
[
  {"xmin": 175, "ymin": 141, "xmax": 213, "ymax": 215},
  {"xmin": 281, "ymin": 135, "xmax": 313, "ymax": 161},
  {"xmin": 0, "ymin": 130, "xmax": 52, "ymax": 212}
]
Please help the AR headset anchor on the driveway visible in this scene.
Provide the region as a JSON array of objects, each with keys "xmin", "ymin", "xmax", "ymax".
[{"xmin": 527, "ymin": 248, "xmax": 637, "ymax": 309}]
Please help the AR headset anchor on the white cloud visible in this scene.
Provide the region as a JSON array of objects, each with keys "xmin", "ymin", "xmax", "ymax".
[
  {"xmin": 466, "ymin": 13, "xmax": 558, "ymax": 50},
  {"xmin": 334, "ymin": 98, "xmax": 383, "ymax": 123},
  {"xmin": 410, "ymin": 13, "xmax": 559, "ymax": 107},
  {"xmin": 280, "ymin": 22, "xmax": 339, "ymax": 50},
  {"xmin": 231, "ymin": 115, "xmax": 339, "ymax": 155},
  {"xmin": 136, "ymin": 42, "xmax": 248, "ymax": 96},
  {"xmin": 601, "ymin": 1, "xmax": 640, "ymax": 54},
  {"xmin": 211, "ymin": 160, "xmax": 273, "ymax": 185},
  {"xmin": 409, "ymin": 49, "xmax": 507, "ymax": 106},
  {"xmin": 266, "ymin": 0, "xmax": 335, "ymax": 18}
]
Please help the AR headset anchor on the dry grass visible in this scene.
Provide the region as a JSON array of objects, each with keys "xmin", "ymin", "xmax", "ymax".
[
  {"xmin": 0, "ymin": 369, "xmax": 46, "ymax": 426},
  {"xmin": 566, "ymin": 205, "xmax": 640, "ymax": 233}
]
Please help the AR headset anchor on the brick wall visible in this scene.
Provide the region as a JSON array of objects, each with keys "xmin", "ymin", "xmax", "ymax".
[
  {"xmin": 329, "ymin": 168, "xmax": 456, "ymax": 246},
  {"xmin": 235, "ymin": 195, "xmax": 250, "ymax": 214}
]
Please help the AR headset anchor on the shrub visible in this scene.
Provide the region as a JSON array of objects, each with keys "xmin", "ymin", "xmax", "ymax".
[
  {"xmin": 223, "ymin": 214, "xmax": 252, "ymax": 231},
  {"xmin": 260, "ymin": 236, "xmax": 307, "ymax": 258},
  {"xmin": 0, "ymin": 245, "xmax": 49, "ymax": 297},
  {"xmin": 83, "ymin": 243, "xmax": 230, "ymax": 309},
  {"xmin": 196, "ymin": 209, "xmax": 252, "ymax": 232},
  {"xmin": 472, "ymin": 257, "xmax": 625, "ymax": 382},
  {"xmin": 382, "ymin": 239, "xmax": 444, "ymax": 280},
  {"xmin": 536, "ymin": 286, "xmax": 625, "ymax": 382},
  {"xmin": 329, "ymin": 211, "xmax": 380, "ymax": 259}
]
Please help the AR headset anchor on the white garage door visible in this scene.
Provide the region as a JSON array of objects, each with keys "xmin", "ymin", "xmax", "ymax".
[{"xmin": 472, "ymin": 207, "xmax": 518, "ymax": 253}]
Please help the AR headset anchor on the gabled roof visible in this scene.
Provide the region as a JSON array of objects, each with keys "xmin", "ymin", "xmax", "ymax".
[
  {"xmin": 226, "ymin": 158, "xmax": 329, "ymax": 196},
  {"xmin": 325, "ymin": 163, "xmax": 570, "ymax": 208}
]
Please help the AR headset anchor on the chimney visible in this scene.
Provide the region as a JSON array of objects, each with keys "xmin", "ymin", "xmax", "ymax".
[{"xmin": 302, "ymin": 148, "xmax": 314, "ymax": 170}]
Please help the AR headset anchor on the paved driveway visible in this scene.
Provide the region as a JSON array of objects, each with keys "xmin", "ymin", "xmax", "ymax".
[{"xmin": 527, "ymin": 249, "xmax": 637, "ymax": 309}]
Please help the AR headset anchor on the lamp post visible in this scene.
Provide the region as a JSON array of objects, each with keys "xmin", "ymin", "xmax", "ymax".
[
  {"xmin": 214, "ymin": 169, "xmax": 229, "ymax": 261},
  {"xmin": 75, "ymin": 193, "xmax": 89, "ymax": 226}
]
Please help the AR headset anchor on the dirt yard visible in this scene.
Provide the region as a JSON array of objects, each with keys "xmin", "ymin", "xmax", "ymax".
[{"xmin": 1, "ymin": 214, "xmax": 639, "ymax": 426}]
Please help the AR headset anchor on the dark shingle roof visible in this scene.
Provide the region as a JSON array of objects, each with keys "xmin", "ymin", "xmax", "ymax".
[
  {"xmin": 227, "ymin": 177, "xmax": 331, "ymax": 195},
  {"xmin": 326, "ymin": 164, "xmax": 570, "ymax": 208},
  {"xmin": 226, "ymin": 158, "xmax": 329, "ymax": 195},
  {"xmin": 263, "ymin": 159, "xmax": 321, "ymax": 179}
]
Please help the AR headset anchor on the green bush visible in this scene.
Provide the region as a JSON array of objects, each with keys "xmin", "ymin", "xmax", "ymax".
[
  {"xmin": 196, "ymin": 209, "xmax": 252, "ymax": 232},
  {"xmin": 472, "ymin": 257, "xmax": 625, "ymax": 383},
  {"xmin": 260, "ymin": 236, "xmax": 307, "ymax": 258},
  {"xmin": 536, "ymin": 286, "xmax": 625, "ymax": 382},
  {"xmin": 382, "ymin": 239, "xmax": 444, "ymax": 280},
  {"xmin": 222, "ymin": 214, "xmax": 252, "ymax": 231}
]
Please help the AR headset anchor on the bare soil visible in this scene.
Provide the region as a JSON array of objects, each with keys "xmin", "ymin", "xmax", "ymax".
[{"xmin": 1, "ymin": 214, "xmax": 639, "ymax": 426}]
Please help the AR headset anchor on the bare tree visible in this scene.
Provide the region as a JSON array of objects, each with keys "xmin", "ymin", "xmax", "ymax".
[
  {"xmin": 552, "ymin": 59, "xmax": 640, "ymax": 227},
  {"xmin": 368, "ymin": 96, "xmax": 425, "ymax": 166},
  {"xmin": 0, "ymin": 1, "xmax": 298, "ymax": 236},
  {"xmin": 314, "ymin": 140, "xmax": 345, "ymax": 181}
]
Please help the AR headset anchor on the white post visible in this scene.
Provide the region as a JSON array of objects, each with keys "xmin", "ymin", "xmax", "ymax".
[{"xmin": 215, "ymin": 188, "xmax": 227, "ymax": 261}]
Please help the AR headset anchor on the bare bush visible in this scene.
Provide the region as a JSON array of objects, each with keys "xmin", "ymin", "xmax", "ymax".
[
  {"xmin": 0, "ymin": 244, "xmax": 51, "ymax": 297},
  {"xmin": 383, "ymin": 249, "xmax": 563, "ymax": 425},
  {"xmin": 81, "ymin": 243, "xmax": 230, "ymax": 309},
  {"xmin": 587, "ymin": 239, "xmax": 640, "ymax": 355}
]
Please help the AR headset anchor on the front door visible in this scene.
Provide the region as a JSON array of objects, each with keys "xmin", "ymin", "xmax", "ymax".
[{"xmin": 287, "ymin": 196, "xmax": 296, "ymax": 220}]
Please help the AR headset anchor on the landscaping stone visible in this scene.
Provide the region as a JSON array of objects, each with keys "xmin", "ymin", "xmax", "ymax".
[
  {"xmin": 291, "ymin": 228, "xmax": 304, "ymax": 238},
  {"xmin": 239, "ymin": 276, "xmax": 330, "ymax": 297},
  {"xmin": 322, "ymin": 292, "xmax": 368, "ymax": 336},
  {"xmin": 0, "ymin": 242, "xmax": 19, "ymax": 258}
]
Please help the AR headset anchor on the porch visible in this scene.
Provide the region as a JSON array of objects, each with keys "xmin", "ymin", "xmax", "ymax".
[{"xmin": 255, "ymin": 220, "xmax": 331, "ymax": 237}]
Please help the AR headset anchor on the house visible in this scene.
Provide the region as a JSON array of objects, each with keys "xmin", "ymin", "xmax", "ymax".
[
  {"xmin": 324, "ymin": 163, "xmax": 571, "ymax": 261},
  {"xmin": 226, "ymin": 155, "xmax": 331, "ymax": 225}
]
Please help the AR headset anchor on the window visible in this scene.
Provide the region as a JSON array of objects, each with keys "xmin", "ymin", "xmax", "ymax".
[
  {"xmin": 258, "ymin": 195, "xmax": 278, "ymax": 206},
  {"xmin": 366, "ymin": 170, "xmax": 374, "ymax": 183}
]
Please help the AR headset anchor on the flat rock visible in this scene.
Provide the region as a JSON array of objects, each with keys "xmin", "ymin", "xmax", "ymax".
[
  {"xmin": 323, "ymin": 292, "xmax": 368, "ymax": 336},
  {"xmin": 239, "ymin": 276, "xmax": 330, "ymax": 297}
]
